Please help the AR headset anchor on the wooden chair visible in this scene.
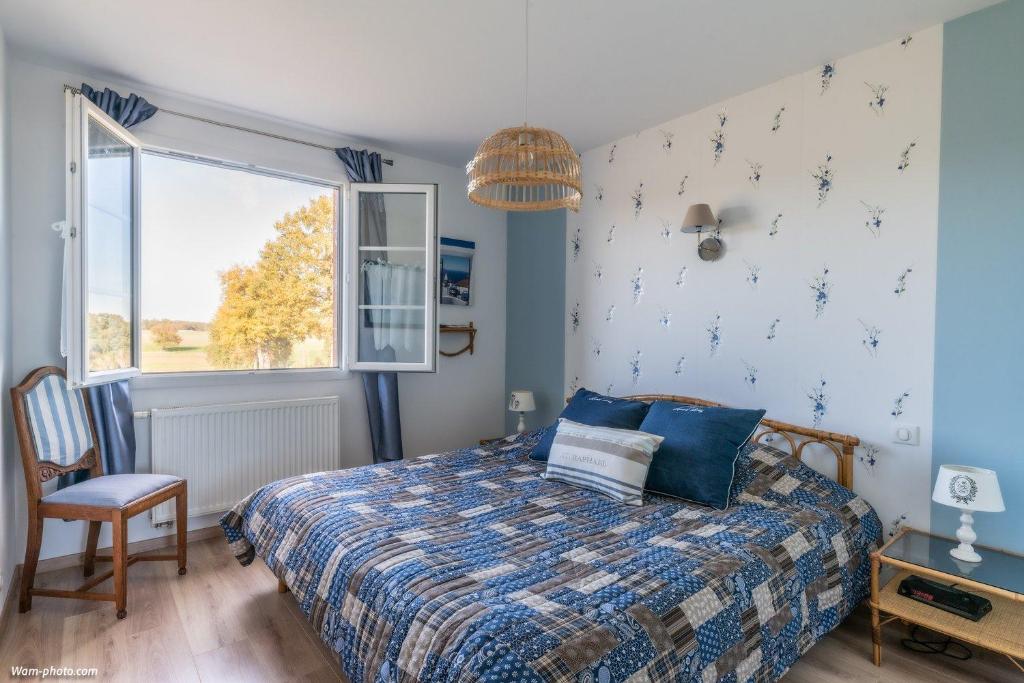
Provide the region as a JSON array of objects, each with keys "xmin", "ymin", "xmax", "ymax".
[{"xmin": 10, "ymin": 366, "xmax": 187, "ymax": 619}]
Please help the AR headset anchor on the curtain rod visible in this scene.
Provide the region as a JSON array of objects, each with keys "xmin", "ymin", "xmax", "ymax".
[{"xmin": 64, "ymin": 84, "xmax": 394, "ymax": 166}]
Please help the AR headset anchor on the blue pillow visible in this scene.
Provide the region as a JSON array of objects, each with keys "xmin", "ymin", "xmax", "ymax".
[
  {"xmin": 529, "ymin": 389, "xmax": 651, "ymax": 462},
  {"xmin": 639, "ymin": 401, "xmax": 766, "ymax": 509}
]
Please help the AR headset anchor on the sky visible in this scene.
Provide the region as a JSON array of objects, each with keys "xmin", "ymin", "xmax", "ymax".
[
  {"xmin": 87, "ymin": 148, "xmax": 132, "ymax": 319},
  {"xmin": 140, "ymin": 153, "xmax": 335, "ymax": 322}
]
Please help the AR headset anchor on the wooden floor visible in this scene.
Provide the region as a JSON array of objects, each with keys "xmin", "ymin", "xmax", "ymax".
[{"xmin": 0, "ymin": 536, "xmax": 1020, "ymax": 682}]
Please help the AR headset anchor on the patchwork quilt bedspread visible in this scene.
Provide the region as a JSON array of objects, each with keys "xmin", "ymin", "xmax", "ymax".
[{"xmin": 221, "ymin": 432, "xmax": 882, "ymax": 683}]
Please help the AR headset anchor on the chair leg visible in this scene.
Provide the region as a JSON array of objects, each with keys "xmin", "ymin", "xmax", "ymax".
[
  {"xmin": 19, "ymin": 513, "xmax": 43, "ymax": 613},
  {"xmin": 112, "ymin": 512, "xmax": 127, "ymax": 619},
  {"xmin": 175, "ymin": 488, "xmax": 188, "ymax": 576},
  {"xmin": 83, "ymin": 521, "xmax": 102, "ymax": 577}
]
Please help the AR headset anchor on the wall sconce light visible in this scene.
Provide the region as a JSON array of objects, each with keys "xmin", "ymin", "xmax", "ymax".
[{"xmin": 681, "ymin": 203, "xmax": 722, "ymax": 261}]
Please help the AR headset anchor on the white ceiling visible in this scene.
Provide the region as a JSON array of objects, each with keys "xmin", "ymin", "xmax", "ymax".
[{"xmin": 0, "ymin": 0, "xmax": 999, "ymax": 167}]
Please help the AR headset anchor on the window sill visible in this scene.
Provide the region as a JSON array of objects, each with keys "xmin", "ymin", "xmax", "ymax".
[{"xmin": 130, "ymin": 367, "xmax": 353, "ymax": 391}]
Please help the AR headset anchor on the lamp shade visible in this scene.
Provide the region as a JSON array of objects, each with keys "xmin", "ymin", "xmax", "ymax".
[
  {"xmin": 508, "ymin": 390, "xmax": 536, "ymax": 413},
  {"xmin": 467, "ymin": 127, "xmax": 582, "ymax": 212},
  {"xmin": 681, "ymin": 204, "xmax": 717, "ymax": 234},
  {"xmin": 932, "ymin": 465, "xmax": 1005, "ymax": 512}
]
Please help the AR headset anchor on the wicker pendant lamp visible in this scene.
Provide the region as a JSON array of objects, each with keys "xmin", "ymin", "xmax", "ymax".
[{"xmin": 467, "ymin": 1, "xmax": 581, "ymax": 212}]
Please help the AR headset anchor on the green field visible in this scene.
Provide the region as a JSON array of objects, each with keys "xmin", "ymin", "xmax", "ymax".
[{"xmin": 140, "ymin": 329, "xmax": 332, "ymax": 373}]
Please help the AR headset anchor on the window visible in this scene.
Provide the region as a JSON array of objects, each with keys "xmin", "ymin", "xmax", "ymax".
[
  {"xmin": 65, "ymin": 94, "xmax": 439, "ymax": 385},
  {"xmin": 347, "ymin": 184, "xmax": 437, "ymax": 372},
  {"xmin": 64, "ymin": 92, "xmax": 141, "ymax": 387},
  {"xmin": 140, "ymin": 151, "xmax": 339, "ymax": 374}
]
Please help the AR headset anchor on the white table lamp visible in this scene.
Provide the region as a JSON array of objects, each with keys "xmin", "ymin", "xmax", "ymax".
[
  {"xmin": 508, "ymin": 390, "xmax": 535, "ymax": 434},
  {"xmin": 932, "ymin": 465, "xmax": 1004, "ymax": 563}
]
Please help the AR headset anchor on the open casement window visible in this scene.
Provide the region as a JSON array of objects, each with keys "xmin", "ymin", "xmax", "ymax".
[
  {"xmin": 64, "ymin": 92, "xmax": 141, "ymax": 388},
  {"xmin": 346, "ymin": 183, "xmax": 437, "ymax": 372}
]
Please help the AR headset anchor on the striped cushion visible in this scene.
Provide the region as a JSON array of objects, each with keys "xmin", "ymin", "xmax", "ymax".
[
  {"xmin": 23, "ymin": 374, "xmax": 93, "ymax": 466},
  {"xmin": 541, "ymin": 419, "xmax": 664, "ymax": 506}
]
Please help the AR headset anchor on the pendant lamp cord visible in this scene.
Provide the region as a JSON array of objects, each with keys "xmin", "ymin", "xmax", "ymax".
[{"xmin": 524, "ymin": 0, "xmax": 529, "ymax": 125}]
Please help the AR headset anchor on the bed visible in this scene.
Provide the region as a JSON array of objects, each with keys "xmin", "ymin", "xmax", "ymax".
[{"xmin": 221, "ymin": 394, "xmax": 882, "ymax": 682}]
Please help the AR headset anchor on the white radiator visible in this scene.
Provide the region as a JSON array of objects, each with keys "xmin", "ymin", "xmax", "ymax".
[{"xmin": 149, "ymin": 396, "xmax": 341, "ymax": 525}]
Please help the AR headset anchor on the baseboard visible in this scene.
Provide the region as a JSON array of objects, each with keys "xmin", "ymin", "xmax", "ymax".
[
  {"xmin": 0, "ymin": 564, "xmax": 22, "ymax": 644},
  {"xmin": 27, "ymin": 524, "xmax": 223, "ymax": 575}
]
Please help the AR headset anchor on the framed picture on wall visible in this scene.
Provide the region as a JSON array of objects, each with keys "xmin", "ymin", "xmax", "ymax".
[{"xmin": 439, "ymin": 237, "xmax": 474, "ymax": 306}]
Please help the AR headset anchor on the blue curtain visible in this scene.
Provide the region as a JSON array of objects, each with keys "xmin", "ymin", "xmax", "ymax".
[
  {"xmin": 80, "ymin": 83, "xmax": 158, "ymax": 128},
  {"xmin": 336, "ymin": 147, "xmax": 405, "ymax": 463},
  {"xmin": 58, "ymin": 381, "xmax": 137, "ymax": 488},
  {"xmin": 336, "ymin": 148, "xmax": 382, "ymax": 196}
]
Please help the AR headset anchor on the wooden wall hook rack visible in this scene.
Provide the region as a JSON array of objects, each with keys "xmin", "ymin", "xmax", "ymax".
[{"xmin": 439, "ymin": 323, "xmax": 477, "ymax": 357}]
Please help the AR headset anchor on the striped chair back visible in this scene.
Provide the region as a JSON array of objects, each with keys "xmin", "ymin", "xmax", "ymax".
[{"xmin": 21, "ymin": 373, "xmax": 94, "ymax": 465}]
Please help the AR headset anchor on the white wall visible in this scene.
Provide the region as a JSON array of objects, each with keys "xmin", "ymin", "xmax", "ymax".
[
  {"xmin": 0, "ymin": 25, "xmax": 15, "ymax": 599},
  {"xmin": 8, "ymin": 55, "xmax": 507, "ymax": 561},
  {"xmin": 566, "ymin": 28, "xmax": 942, "ymax": 536}
]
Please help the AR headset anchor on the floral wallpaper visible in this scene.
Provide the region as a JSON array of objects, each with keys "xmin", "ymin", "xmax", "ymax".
[{"xmin": 565, "ymin": 27, "xmax": 942, "ymax": 533}]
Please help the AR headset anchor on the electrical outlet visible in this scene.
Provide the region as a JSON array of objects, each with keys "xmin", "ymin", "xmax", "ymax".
[{"xmin": 892, "ymin": 423, "xmax": 920, "ymax": 446}]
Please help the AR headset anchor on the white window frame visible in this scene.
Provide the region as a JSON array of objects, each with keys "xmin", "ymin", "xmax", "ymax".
[
  {"xmin": 65, "ymin": 92, "xmax": 142, "ymax": 388},
  {"xmin": 66, "ymin": 97, "xmax": 438, "ymax": 387},
  {"xmin": 346, "ymin": 183, "xmax": 437, "ymax": 373}
]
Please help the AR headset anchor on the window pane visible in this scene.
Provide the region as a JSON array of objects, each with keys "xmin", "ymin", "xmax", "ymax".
[
  {"xmin": 357, "ymin": 308, "xmax": 424, "ymax": 364},
  {"xmin": 86, "ymin": 117, "xmax": 133, "ymax": 372},
  {"xmin": 140, "ymin": 154, "xmax": 337, "ymax": 373},
  {"xmin": 359, "ymin": 192, "xmax": 426, "ymax": 248},
  {"xmin": 359, "ymin": 250, "xmax": 426, "ymax": 307}
]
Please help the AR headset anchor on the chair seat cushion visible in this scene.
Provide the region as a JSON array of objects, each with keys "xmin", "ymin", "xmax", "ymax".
[{"xmin": 42, "ymin": 474, "xmax": 182, "ymax": 508}]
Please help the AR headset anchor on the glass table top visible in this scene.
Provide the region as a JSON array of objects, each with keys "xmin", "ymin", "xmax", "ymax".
[{"xmin": 882, "ymin": 529, "xmax": 1024, "ymax": 595}]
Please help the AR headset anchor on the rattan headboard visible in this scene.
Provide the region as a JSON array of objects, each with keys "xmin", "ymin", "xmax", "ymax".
[{"xmin": 619, "ymin": 394, "xmax": 859, "ymax": 489}]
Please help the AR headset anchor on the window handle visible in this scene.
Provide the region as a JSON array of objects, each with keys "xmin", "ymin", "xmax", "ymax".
[{"xmin": 52, "ymin": 220, "xmax": 76, "ymax": 239}]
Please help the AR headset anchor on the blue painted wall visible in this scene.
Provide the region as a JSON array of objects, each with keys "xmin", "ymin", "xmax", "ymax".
[
  {"xmin": 934, "ymin": 0, "xmax": 1024, "ymax": 553},
  {"xmin": 505, "ymin": 210, "xmax": 566, "ymax": 435}
]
